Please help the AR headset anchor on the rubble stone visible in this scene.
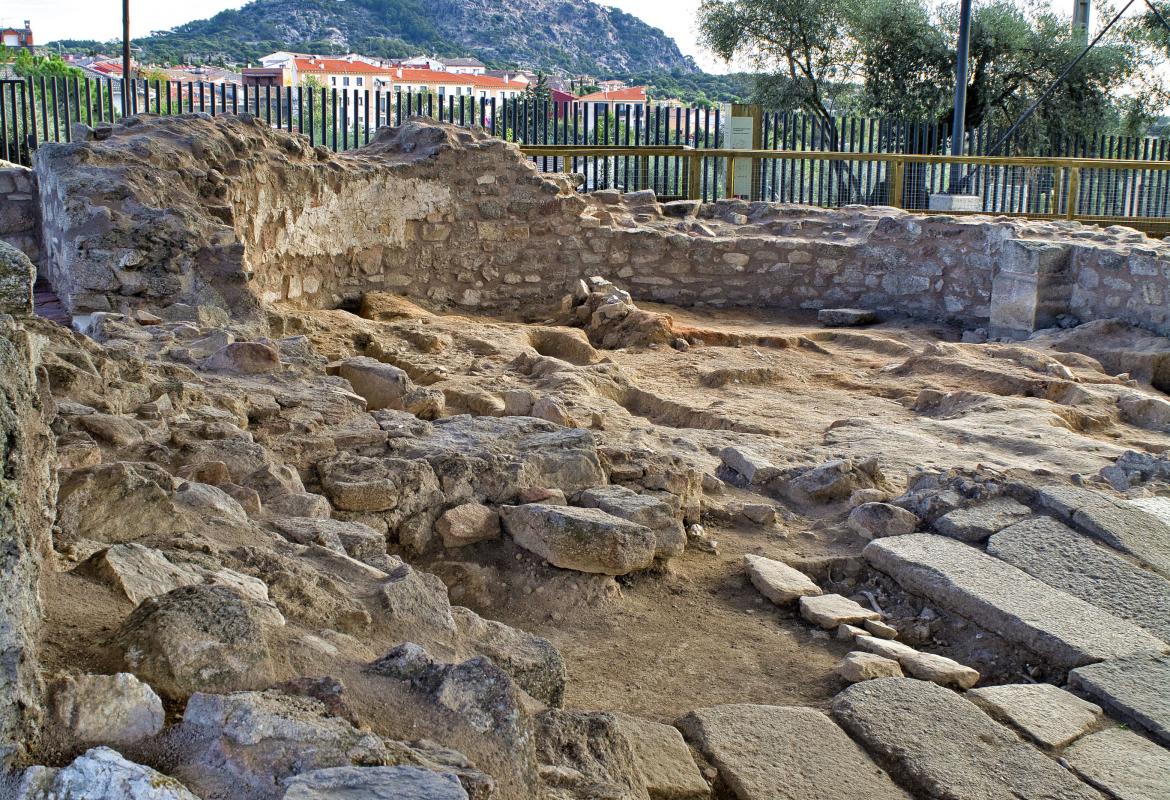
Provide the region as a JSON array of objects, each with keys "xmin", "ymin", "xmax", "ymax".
[
  {"xmin": 834, "ymin": 652, "xmax": 904, "ymax": 683},
  {"xmin": 799, "ymin": 594, "xmax": 880, "ymax": 629},
  {"xmin": 931, "ymin": 497, "xmax": 1033, "ymax": 542},
  {"xmin": 743, "ymin": 555, "xmax": 822, "ymax": 605},
  {"xmin": 499, "ymin": 503, "xmax": 658, "ymax": 575},
  {"xmin": 50, "ymin": 672, "xmax": 164, "ymax": 745},
  {"xmin": 17, "ymin": 747, "xmax": 199, "ymax": 800},
  {"xmin": 847, "ymin": 502, "xmax": 919, "ymax": 539},
  {"xmin": 436, "ymin": 503, "xmax": 501, "ymax": 549},
  {"xmin": 281, "ymin": 766, "xmax": 469, "ymax": 800}
]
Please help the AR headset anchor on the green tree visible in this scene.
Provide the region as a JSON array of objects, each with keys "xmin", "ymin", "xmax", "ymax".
[{"xmin": 698, "ymin": 0, "xmax": 1167, "ymax": 150}]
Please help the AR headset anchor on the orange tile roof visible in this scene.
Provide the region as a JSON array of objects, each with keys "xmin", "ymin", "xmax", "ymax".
[
  {"xmin": 293, "ymin": 58, "xmax": 389, "ymax": 75},
  {"xmin": 577, "ymin": 86, "xmax": 647, "ymax": 103}
]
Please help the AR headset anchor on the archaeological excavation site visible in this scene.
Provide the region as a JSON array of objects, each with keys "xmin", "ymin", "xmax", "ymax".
[{"xmin": 2, "ymin": 111, "xmax": 1170, "ymax": 800}]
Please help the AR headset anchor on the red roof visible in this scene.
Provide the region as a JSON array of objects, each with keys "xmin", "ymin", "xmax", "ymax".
[
  {"xmin": 293, "ymin": 57, "xmax": 389, "ymax": 75},
  {"xmin": 577, "ymin": 86, "xmax": 647, "ymax": 103},
  {"xmin": 384, "ymin": 68, "xmax": 523, "ymax": 89}
]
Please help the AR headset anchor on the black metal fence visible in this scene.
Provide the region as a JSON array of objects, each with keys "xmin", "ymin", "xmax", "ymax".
[{"xmin": 2, "ymin": 74, "xmax": 1170, "ymax": 211}]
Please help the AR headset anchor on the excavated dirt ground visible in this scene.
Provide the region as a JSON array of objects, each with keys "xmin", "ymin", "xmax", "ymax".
[{"xmin": 273, "ymin": 299, "xmax": 1169, "ymax": 723}]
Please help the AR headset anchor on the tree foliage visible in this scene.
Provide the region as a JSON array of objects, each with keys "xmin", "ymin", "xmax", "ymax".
[{"xmin": 699, "ymin": 0, "xmax": 1168, "ymax": 149}]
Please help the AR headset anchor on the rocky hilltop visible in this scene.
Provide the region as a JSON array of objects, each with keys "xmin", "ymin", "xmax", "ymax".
[
  {"xmin": 124, "ymin": 0, "xmax": 699, "ymax": 75},
  {"xmin": 0, "ymin": 115, "xmax": 1168, "ymax": 799}
]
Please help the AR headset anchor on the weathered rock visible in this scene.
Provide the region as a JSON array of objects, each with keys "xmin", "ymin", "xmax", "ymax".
[
  {"xmin": 1065, "ymin": 728, "xmax": 1170, "ymax": 800},
  {"xmin": 799, "ymin": 594, "xmax": 879, "ymax": 629},
  {"xmin": 17, "ymin": 747, "xmax": 199, "ymax": 800},
  {"xmin": 834, "ymin": 652, "xmax": 904, "ymax": 683},
  {"xmin": 1070, "ymin": 654, "xmax": 1170, "ymax": 747},
  {"xmin": 113, "ymin": 585, "xmax": 280, "ymax": 698},
  {"xmin": 50, "ymin": 672, "xmax": 164, "ymax": 745},
  {"xmin": 0, "ymin": 319, "xmax": 54, "ymax": 770},
  {"xmin": 55, "ymin": 462, "xmax": 183, "ymax": 545},
  {"xmin": 784, "ymin": 459, "xmax": 885, "ymax": 505},
  {"xmin": 931, "ymin": 497, "xmax": 1033, "ymax": 542},
  {"xmin": 335, "ymin": 356, "xmax": 414, "ymax": 411},
  {"xmin": 853, "ymin": 635, "xmax": 980, "ymax": 689},
  {"xmin": 863, "ymin": 618, "xmax": 898, "ymax": 639},
  {"xmin": 319, "ymin": 453, "xmax": 442, "ymax": 514},
  {"xmin": 676, "ymin": 704, "xmax": 908, "ymax": 800},
  {"xmin": 202, "ymin": 342, "xmax": 281, "ymax": 374},
  {"xmin": 847, "ymin": 503, "xmax": 919, "ymax": 540},
  {"xmin": 610, "ymin": 713, "xmax": 709, "ymax": 800},
  {"xmin": 818, "ymin": 308, "xmax": 876, "ymax": 326},
  {"xmin": 364, "ymin": 643, "xmax": 536, "ymax": 787},
  {"xmin": 967, "ymin": 683, "xmax": 1103, "ymax": 749},
  {"xmin": 386, "ymin": 416, "xmax": 605, "ymax": 504},
  {"xmin": 499, "ymin": 503, "xmax": 658, "ymax": 575},
  {"xmin": 377, "ymin": 562, "xmax": 459, "ymax": 655},
  {"xmin": 534, "ymin": 709, "xmax": 648, "ymax": 800},
  {"xmin": 174, "ymin": 690, "xmax": 389, "ymax": 799},
  {"xmin": 453, "ymin": 607, "xmax": 566, "ymax": 708},
  {"xmin": 281, "ymin": 766, "xmax": 469, "ymax": 800},
  {"xmin": 437, "ymin": 503, "xmax": 501, "ymax": 549},
  {"xmin": 832, "ymin": 678, "xmax": 1101, "ymax": 800},
  {"xmin": 578, "ymin": 485, "xmax": 685, "ymax": 559},
  {"xmin": 865, "ymin": 534, "xmax": 1169, "ymax": 669},
  {"xmin": 0, "ymin": 239, "xmax": 35, "ymax": 315},
  {"xmin": 78, "ymin": 543, "xmax": 203, "ymax": 606},
  {"xmin": 718, "ymin": 446, "xmax": 778, "ymax": 485},
  {"xmin": 743, "ymin": 555, "xmax": 821, "ymax": 605},
  {"xmin": 987, "ymin": 517, "xmax": 1170, "ymax": 642}
]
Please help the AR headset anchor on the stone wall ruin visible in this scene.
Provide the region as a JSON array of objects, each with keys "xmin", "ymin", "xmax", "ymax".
[{"xmin": 26, "ymin": 113, "xmax": 1170, "ymax": 337}]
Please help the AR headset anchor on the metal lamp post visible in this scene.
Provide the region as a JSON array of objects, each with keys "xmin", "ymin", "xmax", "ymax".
[
  {"xmin": 948, "ymin": 0, "xmax": 974, "ymax": 191},
  {"xmin": 122, "ymin": 0, "xmax": 131, "ymax": 117}
]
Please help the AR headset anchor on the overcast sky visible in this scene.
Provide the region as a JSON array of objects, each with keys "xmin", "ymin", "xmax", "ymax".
[{"xmin": 0, "ymin": 0, "xmax": 1122, "ymax": 73}]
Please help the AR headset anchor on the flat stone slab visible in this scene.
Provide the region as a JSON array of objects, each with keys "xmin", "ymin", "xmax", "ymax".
[
  {"xmin": 1034, "ymin": 485, "xmax": 1170, "ymax": 577},
  {"xmin": 744, "ymin": 555, "xmax": 821, "ymax": 606},
  {"xmin": 853, "ymin": 635, "xmax": 980, "ymax": 689},
  {"xmin": 676, "ymin": 704, "xmax": 909, "ymax": 800},
  {"xmin": 818, "ymin": 308, "xmax": 877, "ymax": 327},
  {"xmin": 832, "ymin": 678, "xmax": 1102, "ymax": 800},
  {"xmin": 1070, "ymin": 654, "xmax": 1170, "ymax": 747},
  {"xmin": 799, "ymin": 594, "xmax": 879, "ymax": 629},
  {"xmin": 967, "ymin": 683, "xmax": 1103, "ymax": 749},
  {"xmin": 1065, "ymin": 728, "xmax": 1170, "ymax": 800},
  {"xmin": 864, "ymin": 534, "xmax": 1169, "ymax": 669},
  {"xmin": 611, "ymin": 713, "xmax": 710, "ymax": 800},
  {"xmin": 932, "ymin": 497, "xmax": 1034, "ymax": 542},
  {"xmin": 988, "ymin": 518, "xmax": 1170, "ymax": 643}
]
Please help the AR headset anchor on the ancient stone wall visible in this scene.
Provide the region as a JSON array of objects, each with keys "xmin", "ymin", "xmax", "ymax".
[
  {"xmin": 0, "ymin": 311, "xmax": 55, "ymax": 768},
  {"xmin": 0, "ymin": 167, "xmax": 40, "ymax": 266},
  {"xmin": 30, "ymin": 114, "xmax": 1170, "ymax": 337}
]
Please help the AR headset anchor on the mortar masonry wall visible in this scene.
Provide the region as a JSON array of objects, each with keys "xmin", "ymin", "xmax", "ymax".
[
  {"xmin": 27, "ymin": 114, "xmax": 1170, "ymax": 338},
  {"xmin": 0, "ymin": 167, "xmax": 40, "ymax": 267}
]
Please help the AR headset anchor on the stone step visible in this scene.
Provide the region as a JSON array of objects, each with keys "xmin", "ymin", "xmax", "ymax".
[
  {"xmin": 988, "ymin": 518, "xmax": 1170, "ymax": 644},
  {"xmin": 1064, "ymin": 727, "xmax": 1170, "ymax": 800},
  {"xmin": 864, "ymin": 534, "xmax": 1169, "ymax": 670},
  {"xmin": 1034, "ymin": 485, "xmax": 1170, "ymax": 578},
  {"xmin": 967, "ymin": 683, "xmax": 1104, "ymax": 750},
  {"xmin": 832, "ymin": 678, "xmax": 1102, "ymax": 800},
  {"xmin": 1069, "ymin": 654, "xmax": 1170, "ymax": 749},
  {"xmin": 676, "ymin": 703, "xmax": 910, "ymax": 800}
]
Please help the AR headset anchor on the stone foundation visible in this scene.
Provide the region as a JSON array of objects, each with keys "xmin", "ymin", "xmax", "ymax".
[{"xmin": 30, "ymin": 114, "xmax": 1170, "ymax": 337}]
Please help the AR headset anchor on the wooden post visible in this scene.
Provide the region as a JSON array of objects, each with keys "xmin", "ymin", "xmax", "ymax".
[
  {"xmin": 1066, "ymin": 167, "xmax": 1081, "ymax": 221},
  {"xmin": 725, "ymin": 155, "xmax": 735, "ymax": 200},
  {"xmin": 890, "ymin": 159, "xmax": 905, "ymax": 209},
  {"xmin": 688, "ymin": 154, "xmax": 701, "ymax": 200}
]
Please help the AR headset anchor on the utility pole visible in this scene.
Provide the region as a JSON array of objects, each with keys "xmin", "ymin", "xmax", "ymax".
[
  {"xmin": 122, "ymin": 0, "xmax": 131, "ymax": 117},
  {"xmin": 1073, "ymin": 0, "xmax": 1091, "ymax": 46}
]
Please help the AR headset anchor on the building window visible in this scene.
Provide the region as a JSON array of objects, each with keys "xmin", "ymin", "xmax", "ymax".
[
  {"xmin": 331, "ymin": 77, "xmax": 337, "ymax": 86},
  {"xmin": 356, "ymin": 77, "xmax": 363, "ymax": 86},
  {"xmin": 343, "ymin": 77, "xmax": 350, "ymax": 87}
]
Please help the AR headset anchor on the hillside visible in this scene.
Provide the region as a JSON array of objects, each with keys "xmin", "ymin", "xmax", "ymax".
[{"xmin": 110, "ymin": 0, "xmax": 700, "ymax": 76}]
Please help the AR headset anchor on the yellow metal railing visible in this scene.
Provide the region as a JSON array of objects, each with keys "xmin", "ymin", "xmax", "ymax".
[{"xmin": 518, "ymin": 144, "xmax": 1170, "ymax": 235}]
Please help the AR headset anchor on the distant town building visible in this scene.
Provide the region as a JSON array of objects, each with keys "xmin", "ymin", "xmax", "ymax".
[
  {"xmin": 241, "ymin": 67, "xmax": 286, "ymax": 88},
  {"xmin": 441, "ymin": 57, "xmax": 486, "ymax": 75},
  {"xmin": 1, "ymin": 20, "xmax": 34, "ymax": 51}
]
